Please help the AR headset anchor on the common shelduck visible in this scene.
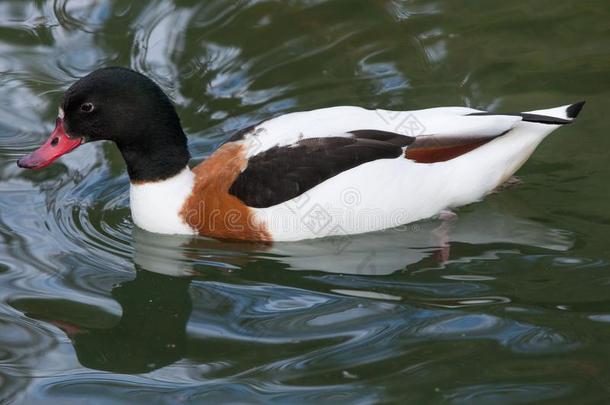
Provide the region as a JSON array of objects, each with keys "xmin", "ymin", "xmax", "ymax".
[{"xmin": 17, "ymin": 67, "xmax": 584, "ymax": 242}]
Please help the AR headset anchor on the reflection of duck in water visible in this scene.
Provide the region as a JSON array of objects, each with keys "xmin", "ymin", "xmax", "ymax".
[
  {"xmin": 10, "ymin": 196, "xmax": 573, "ymax": 374},
  {"xmin": 70, "ymin": 271, "xmax": 192, "ymax": 373},
  {"xmin": 15, "ymin": 270, "xmax": 192, "ymax": 374},
  {"xmin": 17, "ymin": 67, "xmax": 584, "ymax": 242}
]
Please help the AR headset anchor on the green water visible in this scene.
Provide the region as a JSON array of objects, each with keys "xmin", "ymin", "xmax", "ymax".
[{"xmin": 0, "ymin": 0, "xmax": 609, "ymax": 403}]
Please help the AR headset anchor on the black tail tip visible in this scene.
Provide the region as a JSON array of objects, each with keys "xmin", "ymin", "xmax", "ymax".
[{"xmin": 567, "ymin": 101, "xmax": 586, "ymax": 119}]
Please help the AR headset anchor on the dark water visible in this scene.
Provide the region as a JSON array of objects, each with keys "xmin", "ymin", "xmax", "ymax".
[{"xmin": 1, "ymin": 0, "xmax": 609, "ymax": 403}]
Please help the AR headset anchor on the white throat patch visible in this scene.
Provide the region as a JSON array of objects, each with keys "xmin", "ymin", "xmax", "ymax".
[{"xmin": 129, "ymin": 167, "xmax": 196, "ymax": 235}]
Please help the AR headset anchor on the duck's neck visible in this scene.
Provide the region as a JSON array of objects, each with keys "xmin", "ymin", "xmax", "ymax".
[
  {"xmin": 118, "ymin": 132, "xmax": 191, "ymax": 183},
  {"xmin": 119, "ymin": 125, "xmax": 196, "ymax": 234},
  {"xmin": 129, "ymin": 166, "xmax": 196, "ymax": 235}
]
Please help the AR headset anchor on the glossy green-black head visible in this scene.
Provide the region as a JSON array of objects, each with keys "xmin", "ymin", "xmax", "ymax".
[{"xmin": 18, "ymin": 67, "xmax": 190, "ymax": 182}]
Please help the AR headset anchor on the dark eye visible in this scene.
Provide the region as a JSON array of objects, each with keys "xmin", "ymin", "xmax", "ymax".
[{"xmin": 80, "ymin": 103, "xmax": 94, "ymax": 113}]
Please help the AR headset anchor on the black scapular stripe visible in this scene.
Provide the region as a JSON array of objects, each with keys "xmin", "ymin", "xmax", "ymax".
[
  {"xmin": 228, "ymin": 130, "xmax": 414, "ymax": 208},
  {"xmin": 467, "ymin": 112, "xmax": 572, "ymax": 125}
]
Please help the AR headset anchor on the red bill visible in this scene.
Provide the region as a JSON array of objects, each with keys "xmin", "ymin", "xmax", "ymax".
[{"xmin": 17, "ymin": 118, "xmax": 83, "ymax": 169}]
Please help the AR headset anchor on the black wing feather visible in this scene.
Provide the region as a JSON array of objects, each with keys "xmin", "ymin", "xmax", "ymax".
[{"xmin": 228, "ymin": 130, "xmax": 414, "ymax": 208}]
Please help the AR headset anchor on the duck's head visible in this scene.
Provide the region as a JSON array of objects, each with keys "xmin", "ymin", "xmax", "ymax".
[{"xmin": 17, "ymin": 67, "xmax": 190, "ymax": 182}]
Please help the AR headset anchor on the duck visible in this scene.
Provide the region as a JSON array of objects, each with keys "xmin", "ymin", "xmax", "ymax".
[{"xmin": 17, "ymin": 67, "xmax": 584, "ymax": 242}]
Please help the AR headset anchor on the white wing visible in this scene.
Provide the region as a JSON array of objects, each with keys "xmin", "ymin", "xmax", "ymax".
[{"xmin": 236, "ymin": 106, "xmax": 523, "ymax": 157}]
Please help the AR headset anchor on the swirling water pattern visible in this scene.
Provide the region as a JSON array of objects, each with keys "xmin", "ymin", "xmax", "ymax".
[{"xmin": 0, "ymin": 0, "xmax": 609, "ymax": 403}]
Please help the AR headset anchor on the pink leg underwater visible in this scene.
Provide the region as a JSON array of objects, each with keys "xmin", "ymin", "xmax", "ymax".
[
  {"xmin": 433, "ymin": 210, "xmax": 458, "ymax": 262},
  {"xmin": 493, "ymin": 175, "xmax": 523, "ymax": 193}
]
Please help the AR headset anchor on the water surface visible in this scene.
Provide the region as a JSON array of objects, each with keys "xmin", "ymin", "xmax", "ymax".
[{"xmin": 1, "ymin": 0, "xmax": 609, "ymax": 403}]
